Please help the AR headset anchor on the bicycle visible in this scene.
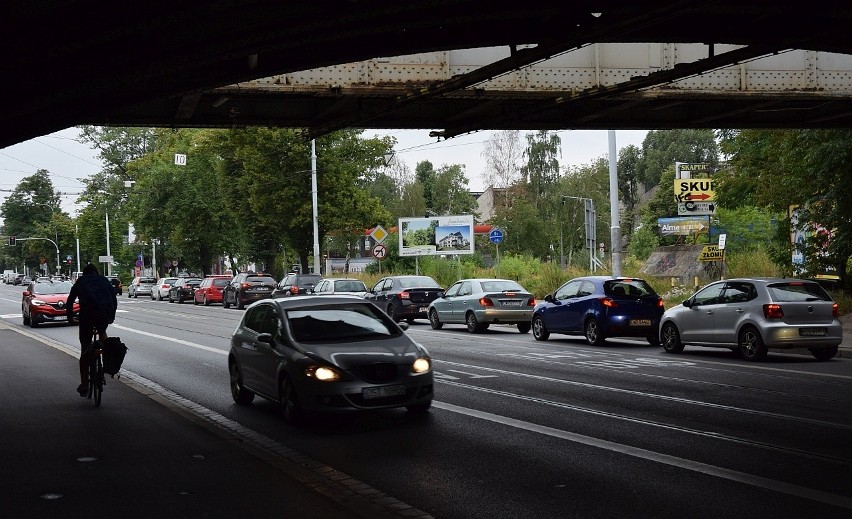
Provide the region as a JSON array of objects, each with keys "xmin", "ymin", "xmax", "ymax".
[{"xmin": 86, "ymin": 329, "xmax": 106, "ymax": 406}]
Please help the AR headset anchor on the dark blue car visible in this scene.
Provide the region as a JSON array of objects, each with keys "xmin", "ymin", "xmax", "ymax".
[{"xmin": 531, "ymin": 276, "xmax": 664, "ymax": 345}]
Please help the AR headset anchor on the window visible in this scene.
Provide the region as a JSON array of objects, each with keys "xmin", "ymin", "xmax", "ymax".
[
  {"xmin": 692, "ymin": 283, "xmax": 725, "ymax": 306},
  {"xmin": 723, "ymin": 282, "xmax": 755, "ymax": 303},
  {"xmin": 459, "ymin": 281, "xmax": 472, "ymax": 296},
  {"xmin": 555, "ymin": 280, "xmax": 581, "ymax": 300},
  {"xmin": 444, "ymin": 282, "xmax": 462, "ymax": 297},
  {"xmin": 480, "ymin": 280, "xmax": 524, "ymax": 292},
  {"xmin": 286, "ymin": 303, "xmax": 397, "ymax": 342},
  {"xmin": 767, "ymin": 282, "xmax": 832, "ymax": 302}
]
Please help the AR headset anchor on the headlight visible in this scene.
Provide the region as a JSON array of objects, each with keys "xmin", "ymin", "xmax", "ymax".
[
  {"xmin": 306, "ymin": 365, "xmax": 341, "ymax": 382},
  {"xmin": 31, "ymin": 299, "xmax": 47, "ymax": 306},
  {"xmin": 412, "ymin": 357, "xmax": 431, "ymax": 373}
]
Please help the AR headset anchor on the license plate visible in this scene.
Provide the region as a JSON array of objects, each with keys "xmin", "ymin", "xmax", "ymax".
[
  {"xmin": 630, "ymin": 319, "xmax": 651, "ymax": 326},
  {"xmin": 52, "ymin": 316, "xmax": 67, "ymax": 321},
  {"xmin": 800, "ymin": 328, "xmax": 827, "ymax": 336},
  {"xmin": 363, "ymin": 385, "xmax": 406, "ymax": 400},
  {"xmin": 256, "ymin": 287, "xmax": 270, "ymax": 291},
  {"xmin": 502, "ymin": 300, "xmax": 522, "ymax": 306}
]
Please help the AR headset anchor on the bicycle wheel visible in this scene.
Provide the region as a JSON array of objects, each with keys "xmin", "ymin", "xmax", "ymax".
[{"xmin": 90, "ymin": 354, "xmax": 103, "ymax": 407}]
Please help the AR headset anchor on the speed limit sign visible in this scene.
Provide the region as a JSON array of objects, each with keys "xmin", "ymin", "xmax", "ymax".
[{"xmin": 372, "ymin": 244, "xmax": 387, "ymax": 259}]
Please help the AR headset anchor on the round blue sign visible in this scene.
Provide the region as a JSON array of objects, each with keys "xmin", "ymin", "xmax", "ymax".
[{"xmin": 489, "ymin": 228, "xmax": 504, "ymax": 244}]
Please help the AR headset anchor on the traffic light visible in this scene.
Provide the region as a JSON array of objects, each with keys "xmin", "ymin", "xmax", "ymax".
[{"xmin": 7, "ymin": 236, "xmax": 15, "ymax": 246}]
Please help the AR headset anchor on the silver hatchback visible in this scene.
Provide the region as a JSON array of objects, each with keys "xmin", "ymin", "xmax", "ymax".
[{"xmin": 660, "ymin": 278, "xmax": 842, "ymax": 361}]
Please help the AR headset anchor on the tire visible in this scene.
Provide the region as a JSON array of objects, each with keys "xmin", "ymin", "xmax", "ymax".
[
  {"xmin": 406, "ymin": 318, "xmax": 415, "ymax": 325},
  {"xmin": 387, "ymin": 304, "xmax": 399, "ymax": 322},
  {"xmin": 91, "ymin": 356, "xmax": 103, "ymax": 407},
  {"xmin": 236, "ymin": 297, "xmax": 244, "ymax": 310},
  {"xmin": 466, "ymin": 312, "xmax": 483, "ymax": 333},
  {"xmin": 203, "ymin": 296, "xmax": 210, "ymax": 307},
  {"xmin": 517, "ymin": 322, "xmax": 531, "ymax": 334},
  {"xmin": 661, "ymin": 322, "xmax": 684, "ymax": 353},
  {"xmin": 30, "ymin": 314, "xmax": 38, "ymax": 328},
  {"xmin": 128, "ymin": 292, "xmax": 132, "ymax": 298},
  {"xmin": 428, "ymin": 308, "xmax": 443, "ymax": 330},
  {"xmin": 157, "ymin": 291, "xmax": 163, "ymax": 301},
  {"xmin": 279, "ymin": 376, "xmax": 304, "ymax": 425},
  {"xmin": 532, "ymin": 315, "xmax": 549, "ymax": 341},
  {"xmin": 406, "ymin": 401, "xmax": 432, "ymax": 414},
  {"xmin": 738, "ymin": 327, "xmax": 767, "ymax": 361},
  {"xmin": 22, "ymin": 309, "xmax": 30, "ymax": 326},
  {"xmin": 133, "ymin": 291, "xmax": 138, "ymax": 299},
  {"xmin": 647, "ymin": 333, "xmax": 661, "ymax": 346},
  {"xmin": 177, "ymin": 294, "xmax": 184, "ymax": 304},
  {"xmin": 584, "ymin": 317, "xmax": 605, "ymax": 346},
  {"xmin": 229, "ymin": 361, "xmax": 255, "ymax": 404},
  {"xmin": 810, "ymin": 346, "xmax": 838, "ymax": 361}
]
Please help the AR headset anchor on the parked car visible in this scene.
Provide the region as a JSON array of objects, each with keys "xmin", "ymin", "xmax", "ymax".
[
  {"xmin": 660, "ymin": 277, "xmax": 842, "ymax": 361},
  {"xmin": 366, "ymin": 275, "xmax": 443, "ymax": 323},
  {"xmin": 13, "ymin": 273, "xmax": 27, "ymax": 285},
  {"xmin": 223, "ymin": 272, "xmax": 277, "ymax": 309},
  {"xmin": 152, "ymin": 277, "xmax": 179, "ymax": 301},
  {"xmin": 532, "ymin": 276, "xmax": 665, "ymax": 345},
  {"xmin": 227, "ymin": 295, "xmax": 433, "ymax": 424},
  {"xmin": 313, "ymin": 278, "xmax": 369, "ymax": 297},
  {"xmin": 168, "ymin": 277, "xmax": 202, "ymax": 303},
  {"xmin": 193, "ymin": 275, "xmax": 232, "ymax": 305},
  {"xmin": 128, "ymin": 276, "xmax": 157, "ymax": 298},
  {"xmin": 428, "ymin": 278, "xmax": 535, "ymax": 333},
  {"xmin": 273, "ymin": 273, "xmax": 322, "ymax": 297},
  {"xmin": 106, "ymin": 275, "xmax": 123, "ymax": 295},
  {"xmin": 21, "ymin": 280, "xmax": 79, "ymax": 327}
]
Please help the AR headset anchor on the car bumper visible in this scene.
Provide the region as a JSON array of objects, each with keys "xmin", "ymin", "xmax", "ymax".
[
  {"xmin": 761, "ymin": 323, "xmax": 843, "ymax": 349},
  {"xmin": 32, "ymin": 309, "xmax": 78, "ymax": 323},
  {"xmin": 297, "ymin": 378, "xmax": 434, "ymax": 412},
  {"xmin": 240, "ymin": 292, "xmax": 274, "ymax": 303},
  {"xmin": 474, "ymin": 308, "xmax": 533, "ymax": 324},
  {"xmin": 604, "ymin": 315, "xmax": 662, "ymax": 337}
]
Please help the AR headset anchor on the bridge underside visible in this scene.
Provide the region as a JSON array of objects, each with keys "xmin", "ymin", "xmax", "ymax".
[{"xmin": 5, "ymin": 1, "xmax": 852, "ymax": 147}]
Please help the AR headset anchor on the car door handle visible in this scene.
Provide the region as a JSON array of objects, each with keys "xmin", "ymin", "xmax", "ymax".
[
  {"xmin": 736, "ymin": 308, "xmax": 744, "ymax": 313},
  {"xmin": 705, "ymin": 310, "xmax": 713, "ymax": 315}
]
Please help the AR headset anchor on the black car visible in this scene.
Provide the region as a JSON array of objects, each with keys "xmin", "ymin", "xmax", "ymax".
[
  {"xmin": 106, "ymin": 275, "xmax": 123, "ymax": 295},
  {"xmin": 168, "ymin": 278, "xmax": 202, "ymax": 303},
  {"xmin": 273, "ymin": 273, "xmax": 322, "ymax": 297},
  {"xmin": 365, "ymin": 275, "xmax": 443, "ymax": 323},
  {"xmin": 223, "ymin": 272, "xmax": 277, "ymax": 309}
]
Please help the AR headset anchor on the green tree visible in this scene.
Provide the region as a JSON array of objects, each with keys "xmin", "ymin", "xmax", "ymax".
[
  {"xmin": 0, "ymin": 170, "xmax": 63, "ymax": 273},
  {"xmin": 431, "ymin": 164, "xmax": 477, "ymax": 216},
  {"xmin": 521, "ymin": 130, "xmax": 561, "ymax": 210},
  {"xmin": 717, "ymin": 129, "xmax": 852, "ymax": 283},
  {"xmin": 636, "ymin": 129, "xmax": 719, "ymax": 190}
]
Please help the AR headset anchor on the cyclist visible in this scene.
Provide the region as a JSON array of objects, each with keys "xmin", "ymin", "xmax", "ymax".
[{"xmin": 66, "ymin": 263, "xmax": 118, "ymax": 397}]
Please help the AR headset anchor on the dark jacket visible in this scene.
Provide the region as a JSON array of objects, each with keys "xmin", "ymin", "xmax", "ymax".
[{"xmin": 66, "ymin": 272, "xmax": 118, "ymax": 322}]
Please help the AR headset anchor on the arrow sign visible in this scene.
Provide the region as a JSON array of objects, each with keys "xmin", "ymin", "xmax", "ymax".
[{"xmin": 685, "ymin": 193, "xmax": 711, "ymax": 201}]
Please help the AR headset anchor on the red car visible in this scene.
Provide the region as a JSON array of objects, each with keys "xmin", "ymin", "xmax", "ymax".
[
  {"xmin": 193, "ymin": 275, "xmax": 232, "ymax": 306},
  {"xmin": 22, "ymin": 280, "xmax": 79, "ymax": 327}
]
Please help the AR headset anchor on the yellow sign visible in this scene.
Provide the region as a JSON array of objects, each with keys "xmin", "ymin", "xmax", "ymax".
[
  {"xmin": 674, "ymin": 179, "xmax": 716, "ymax": 202},
  {"xmin": 369, "ymin": 225, "xmax": 388, "ymax": 244},
  {"xmin": 698, "ymin": 245, "xmax": 724, "ymax": 262}
]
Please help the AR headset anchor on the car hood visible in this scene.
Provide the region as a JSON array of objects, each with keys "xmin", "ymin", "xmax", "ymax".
[
  {"xmin": 30, "ymin": 293, "xmax": 72, "ymax": 303},
  {"xmin": 300, "ymin": 335, "xmax": 423, "ymax": 371}
]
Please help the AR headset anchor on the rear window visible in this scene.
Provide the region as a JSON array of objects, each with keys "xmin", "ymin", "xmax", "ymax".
[
  {"xmin": 398, "ymin": 276, "xmax": 441, "ymax": 289},
  {"xmin": 212, "ymin": 279, "xmax": 230, "ymax": 287},
  {"xmin": 140, "ymin": 277, "xmax": 157, "ymax": 283},
  {"xmin": 296, "ymin": 275, "xmax": 322, "ymax": 285},
  {"xmin": 767, "ymin": 282, "xmax": 832, "ymax": 302},
  {"xmin": 247, "ymin": 276, "xmax": 276, "ymax": 285},
  {"xmin": 335, "ymin": 280, "xmax": 367, "ymax": 292},
  {"xmin": 286, "ymin": 304, "xmax": 398, "ymax": 342},
  {"xmin": 480, "ymin": 280, "xmax": 525, "ymax": 292},
  {"xmin": 604, "ymin": 279, "xmax": 657, "ymax": 297}
]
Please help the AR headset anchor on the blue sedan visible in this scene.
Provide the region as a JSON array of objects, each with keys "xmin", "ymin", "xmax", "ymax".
[{"xmin": 532, "ymin": 276, "xmax": 664, "ymax": 345}]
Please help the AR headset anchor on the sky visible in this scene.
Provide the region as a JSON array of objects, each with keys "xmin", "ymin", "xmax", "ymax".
[{"xmin": 0, "ymin": 127, "xmax": 648, "ymax": 217}]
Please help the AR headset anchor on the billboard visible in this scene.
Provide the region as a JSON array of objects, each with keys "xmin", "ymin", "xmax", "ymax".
[{"xmin": 399, "ymin": 215, "xmax": 474, "ymax": 256}]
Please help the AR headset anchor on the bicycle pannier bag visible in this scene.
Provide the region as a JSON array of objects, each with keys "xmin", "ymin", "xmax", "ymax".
[{"xmin": 102, "ymin": 337, "xmax": 128, "ymax": 377}]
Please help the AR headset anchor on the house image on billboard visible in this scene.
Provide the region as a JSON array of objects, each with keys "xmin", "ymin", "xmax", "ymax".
[{"xmin": 437, "ymin": 231, "xmax": 470, "ymax": 250}]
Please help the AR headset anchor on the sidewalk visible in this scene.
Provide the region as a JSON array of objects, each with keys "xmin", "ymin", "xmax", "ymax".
[
  {"xmin": 840, "ymin": 313, "xmax": 852, "ymax": 358},
  {"xmin": 0, "ymin": 322, "xmax": 429, "ymax": 519}
]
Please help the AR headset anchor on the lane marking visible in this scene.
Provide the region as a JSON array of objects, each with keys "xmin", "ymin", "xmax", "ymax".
[
  {"xmin": 111, "ymin": 324, "xmax": 227, "ymax": 355},
  {"xmin": 437, "ymin": 360, "xmax": 852, "ymax": 430},
  {"xmin": 434, "ymin": 401, "xmax": 852, "ymax": 510}
]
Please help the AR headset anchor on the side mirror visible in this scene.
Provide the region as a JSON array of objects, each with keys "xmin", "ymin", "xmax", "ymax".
[
  {"xmin": 398, "ymin": 322, "xmax": 409, "ymax": 331},
  {"xmin": 544, "ymin": 294, "xmax": 554, "ymax": 303},
  {"xmin": 22, "ymin": 290, "xmax": 30, "ymax": 297},
  {"xmin": 682, "ymin": 299, "xmax": 693, "ymax": 308},
  {"xmin": 257, "ymin": 333, "xmax": 275, "ymax": 345}
]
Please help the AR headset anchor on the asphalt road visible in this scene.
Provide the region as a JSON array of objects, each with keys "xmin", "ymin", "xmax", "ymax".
[{"xmin": 3, "ymin": 282, "xmax": 851, "ymax": 518}]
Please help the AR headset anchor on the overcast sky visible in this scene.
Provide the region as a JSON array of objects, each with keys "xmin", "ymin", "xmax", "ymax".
[{"xmin": 0, "ymin": 127, "xmax": 648, "ymax": 217}]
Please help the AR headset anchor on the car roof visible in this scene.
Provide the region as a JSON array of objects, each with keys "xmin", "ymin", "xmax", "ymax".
[{"xmin": 264, "ymin": 294, "xmax": 371, "ymax": 308}]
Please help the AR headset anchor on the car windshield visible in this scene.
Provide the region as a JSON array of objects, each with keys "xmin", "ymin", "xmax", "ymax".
[
  {"xmin": 767, "ymin": 282, "xmax": 832, "ymax": 302},
  {"xmin": 286, "ymin": 304, "xmax": 398, "ymax": 342},
  {"xmin": 398, "ymin": 276, "xmax": 441, "ymax": 289},
  {"xmin": 604, "ymin": 279, "xmax": 657, "ymax": 297},
  {"xmin": 335, "ymin": 280, "xmax": 367, "ymax": 292},
  {"xmin": 32, "ymin": 281, "xmax": 73, "ymax": 294},
  {"xmin": 480, "ymin": 280, "xmax": 525, "ymax": 292}
]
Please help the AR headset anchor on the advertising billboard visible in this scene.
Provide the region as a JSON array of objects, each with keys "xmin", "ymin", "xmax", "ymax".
[{"xmin": 398, "ymin": 215, "xmax": 474, "ymax": 256}]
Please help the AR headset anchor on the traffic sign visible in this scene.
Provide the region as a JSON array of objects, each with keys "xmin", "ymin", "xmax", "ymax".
[
  {"xmin": 657, "ymin": 217, "xmax": 708, "ymax": 236},
  {"xmin": 369, "ymin": 225, "xmax": 388, "ymax": 244},
  {"xmin": 372, "ymin": 244, "xmax": 387, "ymax": 259},
  {"xmin": 489, "ymin": 228, "xmax": 504, "ymax": 244},
  {"xmin": 698, "ymin": 245, "xmax": 724, "ymax": 262},
  {"xmin": 174, "ymin": 153, "xmax": 187, "ymax": 166},
  {"xmin": 99, "ymin": 255, "xmax": 114, "ymax": 264},
  {"xmin": 677, "ymin": 201, "xmax": 716, "ymax": 216},
  {"xmin": 718, "ymin": 233, "xmax": 728, "ymax": 250},
  {"xmin": 674, "ymin": 178, "xmax": 716, "ymax": 203}
]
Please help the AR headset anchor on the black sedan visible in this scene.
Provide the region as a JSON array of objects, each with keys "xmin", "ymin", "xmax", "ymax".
[
  {"xmin": 168, "ymin": 278, "xmax": 202, "ymax": 303},
  {"xmin": 227, "ymin": 296, "xmax": 434, "ymax": 424},
  {"xmin": 365, "ymin": 275, "xmax": 443, "ymax": 323}
]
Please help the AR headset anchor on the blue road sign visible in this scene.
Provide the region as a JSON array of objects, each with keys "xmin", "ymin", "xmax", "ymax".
[{"xmin": 489, "ymin": 228, "xmax": 504, "ymax": 244}]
